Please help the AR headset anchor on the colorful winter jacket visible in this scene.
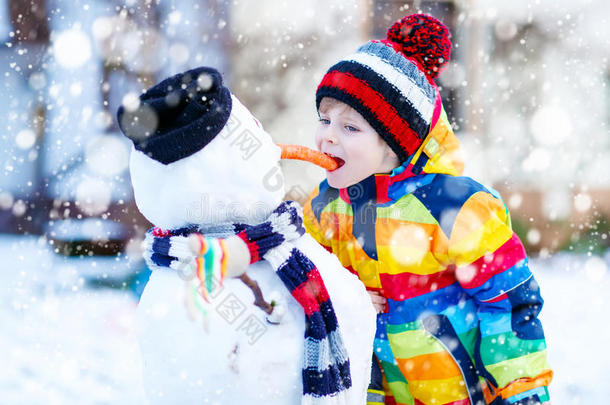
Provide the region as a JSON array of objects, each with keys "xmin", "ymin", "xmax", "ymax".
[{"xmin": 303, "ymin": 106, "xmax": 552, "ymax": 405}]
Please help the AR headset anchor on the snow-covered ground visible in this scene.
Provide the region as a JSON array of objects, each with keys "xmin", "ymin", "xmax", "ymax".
[
  {"xmin": 1, "ymin": 234, "xmax": 608, "ymax": 404},
  {"xmin": 0, "ymin": 235, "xmax": 146, "ymax": 404},
  {"xmin": 536, "ymin": 252, "xmax": 610, "ymax": 404}
]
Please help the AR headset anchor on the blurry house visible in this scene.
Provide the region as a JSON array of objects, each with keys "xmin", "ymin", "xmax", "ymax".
[
  {"xmin": 0, "ymin": 0, "xmax": 230, "ymax": 255},
  {"xmin": 0, "ymin": 0, "xmax": 48, "ymax": 233}
]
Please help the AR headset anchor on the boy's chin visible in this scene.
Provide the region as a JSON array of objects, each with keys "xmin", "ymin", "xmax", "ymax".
[
  {"xmin": 327, "ymin": 179, "xmax": 346, "ymax": 189},
  {"xmin": 327, "ymin": 173, "xmax": 362, "ymax": 189}
]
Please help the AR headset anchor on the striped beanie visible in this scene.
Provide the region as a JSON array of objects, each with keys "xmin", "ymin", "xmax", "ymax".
[{"xmin": 316, "ymin": 14, "xmax": 451, "ymax": 163}]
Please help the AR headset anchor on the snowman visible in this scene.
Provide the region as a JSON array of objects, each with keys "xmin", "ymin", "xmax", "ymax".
[{"xmin": 117, "ymin": 67, "xmax": 376, "ymax": 404}]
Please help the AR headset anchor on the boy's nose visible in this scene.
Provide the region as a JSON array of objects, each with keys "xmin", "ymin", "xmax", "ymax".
[{"xmin": 323, "ymin": 128, "xmax": 339, "ymax": 144}]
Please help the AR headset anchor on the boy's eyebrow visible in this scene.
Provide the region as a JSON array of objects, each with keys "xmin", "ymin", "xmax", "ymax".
[{"xmin": 343, "ymin": 110, "xmax": 367, "ymax": 123}]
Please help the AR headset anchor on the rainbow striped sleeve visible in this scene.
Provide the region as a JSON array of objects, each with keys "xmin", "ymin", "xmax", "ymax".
[{"xmin": 448, "ymin": 190, "xmax": 552, "ymax": 403}]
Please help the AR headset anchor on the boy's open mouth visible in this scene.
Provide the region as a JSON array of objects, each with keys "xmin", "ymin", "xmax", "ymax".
[{"xmin": 324, "ymin": 153, "xmax": 345, "ymax": 169}]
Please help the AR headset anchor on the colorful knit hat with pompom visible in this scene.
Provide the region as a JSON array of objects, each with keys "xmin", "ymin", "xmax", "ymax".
[{"xmin": 316, "ymin": 14, "xmax": 451, "ymax": 163}]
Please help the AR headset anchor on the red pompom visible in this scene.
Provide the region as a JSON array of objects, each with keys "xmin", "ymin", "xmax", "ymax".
[{"xmin": 386, "ymin": 14, "xmax": 451, "ymax": 80}]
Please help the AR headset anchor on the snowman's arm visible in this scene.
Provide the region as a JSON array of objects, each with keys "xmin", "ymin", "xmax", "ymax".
[{"xmin": 237, "ymin": 273, "xmax": 274, "ymax": 314}]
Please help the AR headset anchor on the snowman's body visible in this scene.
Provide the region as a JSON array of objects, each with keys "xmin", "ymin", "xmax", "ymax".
[
  {"xmin": 137, "ymin": 234, "xmax": 375, "ymax": 404},
  {"xmin": 129, "ymin": 94, "xmax": 377, "ymax": 404}
]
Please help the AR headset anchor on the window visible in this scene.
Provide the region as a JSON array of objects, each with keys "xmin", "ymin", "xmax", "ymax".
[{"xmin": 8, "ymin": 0, "xmax": 49, "ymax": 44}]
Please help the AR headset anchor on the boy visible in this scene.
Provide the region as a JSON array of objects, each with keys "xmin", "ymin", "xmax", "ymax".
[{"xmin": 304, "ymin": 14, "xmax": 552, "ymax": 405}]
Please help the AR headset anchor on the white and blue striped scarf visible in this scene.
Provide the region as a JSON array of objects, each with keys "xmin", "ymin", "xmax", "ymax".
[{"xmin": 144, "ymin": 201, "xmax": 353, "ymax": 404}]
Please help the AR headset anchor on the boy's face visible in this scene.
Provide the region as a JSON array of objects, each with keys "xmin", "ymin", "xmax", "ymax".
[{"xmin": 315, "ymin": 98, "xmax": 399, "ymax": 189}]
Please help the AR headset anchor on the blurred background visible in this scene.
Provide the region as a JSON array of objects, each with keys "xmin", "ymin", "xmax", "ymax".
[{"xmin": 1, "ymin": 0, "xmax": 608, "ymax": 404}]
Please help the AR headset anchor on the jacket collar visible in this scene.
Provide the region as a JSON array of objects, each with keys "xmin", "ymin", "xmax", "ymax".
[{"xmin": 338, "ymin": 157, "xmax": 433, "ymax": 206}]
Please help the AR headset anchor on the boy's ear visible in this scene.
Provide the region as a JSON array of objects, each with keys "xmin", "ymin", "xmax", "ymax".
[
  {"xmin": 384, "ymin": 143, "xmax": 401, "ymax": 167},
  {"xmin": 384, "ymin": 142, "xmax": 397, "ymax": 158}
]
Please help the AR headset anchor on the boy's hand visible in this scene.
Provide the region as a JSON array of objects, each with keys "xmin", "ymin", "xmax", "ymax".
[{"xmin": 367, "ymin": 290, "xmax": 387, "ymax": 313}]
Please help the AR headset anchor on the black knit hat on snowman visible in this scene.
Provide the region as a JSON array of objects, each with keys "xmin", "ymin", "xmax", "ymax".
[{"xmin": 117, "ymin": 66, "xmax": 232, "ymax": 165}]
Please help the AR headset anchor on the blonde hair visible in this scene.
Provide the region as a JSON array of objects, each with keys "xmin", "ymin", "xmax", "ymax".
[{"xmin": 317, "ymin": 97, "xmax": 348, "ymax": 115}]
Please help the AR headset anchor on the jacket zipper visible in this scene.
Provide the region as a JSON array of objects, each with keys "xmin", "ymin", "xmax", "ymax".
[{"xmin": 422, "ymin": 324, "xmax": 474, "ymax": 405}]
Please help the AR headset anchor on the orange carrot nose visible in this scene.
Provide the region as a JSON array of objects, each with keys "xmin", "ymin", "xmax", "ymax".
[{"xmin": 277, "ymin": 144, "xmax": 339, "ymax": 171}]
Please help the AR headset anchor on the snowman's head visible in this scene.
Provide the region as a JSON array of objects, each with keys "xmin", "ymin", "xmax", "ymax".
[{"xmin": 118, "ymin": 67, "xmax": 285, "ymax": 229}]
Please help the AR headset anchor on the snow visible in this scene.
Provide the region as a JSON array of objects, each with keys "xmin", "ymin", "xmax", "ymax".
[
  {"xmin": 0, "ymin": 235, "xmax": 146, "ymax": 405},
  {"xmin": 536, "ymin": 252, "xmax": 610, "ymax": 404},
  {"xmin": 2, "ymin": 234, "xmax": 608, "ymax": 404}
]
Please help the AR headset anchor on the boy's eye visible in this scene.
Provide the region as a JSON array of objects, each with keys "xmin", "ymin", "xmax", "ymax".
[
  {"xmin": 319, "ymin": 118, "xmax": 330, "ymax": 125},
  {"xmin": 345, "ymin": 125, "xmax": 359, "ymax": 132}
]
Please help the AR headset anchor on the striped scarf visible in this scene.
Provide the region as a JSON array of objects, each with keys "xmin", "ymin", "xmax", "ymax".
[{"xmin": 144, "ymin": 201, "xmax": 353, "ymax": 404}]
